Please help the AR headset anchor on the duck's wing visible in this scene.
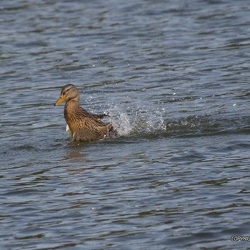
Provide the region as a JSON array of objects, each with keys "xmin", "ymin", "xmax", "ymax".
[
  {"xmin": 90, "ymin": 112, "xmax": 109, "ymax": 120},
  {"xmin": 78, "ymin": 107, "xmax": 110, "ymax": 126}
]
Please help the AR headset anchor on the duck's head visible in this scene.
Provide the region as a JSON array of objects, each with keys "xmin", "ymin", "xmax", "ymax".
[{"xmin": 54, "ymin": 84, "xmax": 80, "ymax": 106}]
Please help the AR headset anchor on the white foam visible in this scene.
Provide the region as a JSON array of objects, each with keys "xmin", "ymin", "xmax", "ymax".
[
  {"xmin": 109, "ymin": 105, "xmax": 166, "ymax": 136},
  {"xmin": 109, "ymin": 106, "xmax": 133, "ymax": 136}
]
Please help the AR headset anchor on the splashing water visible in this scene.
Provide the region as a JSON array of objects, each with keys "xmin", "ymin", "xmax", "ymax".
[
  {"xmin": 109, "ymin": 105, "xmax": 166, "ymax": 137},
  {"xmin": 85, "ymin": 94, "xmax": 247, "ymax": 138},
  {"xmin": 108, "ymin": 105, "xmax": 249, "ymax": 138},
  {"xmin": 80, "ymin": 94, "xmax": 165, "ymax": 137}
]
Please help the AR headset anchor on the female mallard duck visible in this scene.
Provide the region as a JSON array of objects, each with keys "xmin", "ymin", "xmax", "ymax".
[{"xmin": 54, "ymin": 84, "xmax": 116, "ymax": 142}]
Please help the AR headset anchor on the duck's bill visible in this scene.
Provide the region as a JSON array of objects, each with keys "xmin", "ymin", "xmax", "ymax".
[{"xmin": 54, "ymin": 95, "xmax": 65, "ymax": 106}]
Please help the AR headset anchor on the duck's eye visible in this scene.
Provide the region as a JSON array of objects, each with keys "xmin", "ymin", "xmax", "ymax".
[{"xmin": 63, "ymin": 88, "xmax": 71, "ymax": 94}]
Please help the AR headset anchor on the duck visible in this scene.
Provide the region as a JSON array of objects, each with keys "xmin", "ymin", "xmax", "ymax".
[{"xmin": 54, "ymin": 84, "xmax": 116, "ymax": 142}]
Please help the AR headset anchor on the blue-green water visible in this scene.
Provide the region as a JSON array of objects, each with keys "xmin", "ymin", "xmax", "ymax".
[{"xmin": 1, "ymin": 0, "xmax": 250, "ymax": 249}]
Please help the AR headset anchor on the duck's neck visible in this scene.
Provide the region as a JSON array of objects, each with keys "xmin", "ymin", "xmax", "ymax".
[{"xmin": 64, "ymin": 99, "xmax": 79, "ymax": 119}]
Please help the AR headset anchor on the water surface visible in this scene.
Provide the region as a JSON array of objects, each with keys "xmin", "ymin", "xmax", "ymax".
[{"xmin": 1, "ymin": 0, "xmax": 250, "ymax": 249}]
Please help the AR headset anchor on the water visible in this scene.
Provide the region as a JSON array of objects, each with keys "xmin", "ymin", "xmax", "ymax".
[{"xmin": 1, "ymin": 0, "xmax": 250, "ymax": 249}]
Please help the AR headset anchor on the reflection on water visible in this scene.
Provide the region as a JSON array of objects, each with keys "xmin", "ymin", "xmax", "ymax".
[
  {"xmin": 1, "ymin": 0, "xmax": 250, "ymax": 249},
  {"xmin": 65, "ymin": 144, "xmax": 89, "ymax": 160}
]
